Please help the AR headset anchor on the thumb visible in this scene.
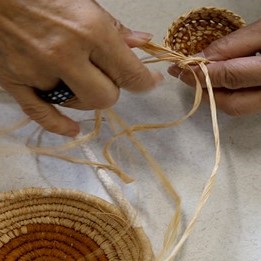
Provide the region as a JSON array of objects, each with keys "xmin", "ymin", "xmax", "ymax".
[{"xmin": 4, "ymin": 84, "xmax": 80, "ymax": 136}]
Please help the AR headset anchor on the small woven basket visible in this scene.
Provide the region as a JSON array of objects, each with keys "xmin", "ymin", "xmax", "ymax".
[
  {"xmin": 0, "ymin": 188, "xmax": 152, "ymax": 260},
  {"xmin": 164, "ymin": 7, "xmax": 246, "ymax": 55}
]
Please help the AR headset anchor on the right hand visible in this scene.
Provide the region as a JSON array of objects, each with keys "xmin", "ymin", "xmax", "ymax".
[{"xmin": 0, "ymin": 0, "xmax": 162, "ymax": 136}]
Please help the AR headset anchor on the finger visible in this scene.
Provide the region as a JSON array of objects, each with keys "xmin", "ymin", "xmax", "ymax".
[
  {"xmin": 4, "ymin": 83, "xmax": 80, "ymax": 136},
  {"xmin": 60, "ymin": 61, "xmax": 120, "ymax": 110},
  {"xmin": 204, "ymin": 19, "xmax": 261, "ymax": 60},
  {"xmin": 123, "ymin": 30, "xmax": 153, "ymax": 48},
  {"xmin": 90, "ymin": 26, "xmax": 162, "ymax": 92},
  {"xmin": 168, "ymin": 56, "xmax": 261, "ymax": 89},
  {"xmin": 202, "ymin": 87, "xmax": 261, "ymax": 116},
  {"xmin": 114, "ymin": 20, "xmax": 153, "ymax": 48}
]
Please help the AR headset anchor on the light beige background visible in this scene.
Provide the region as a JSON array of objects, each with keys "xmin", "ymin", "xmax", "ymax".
[{"xmin": 0, "ymin": 1, "xmax": 260, "ymax": 260}]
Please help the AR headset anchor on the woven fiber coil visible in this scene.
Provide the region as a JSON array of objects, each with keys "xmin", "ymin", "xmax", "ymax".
[
  {"xmin": 0, "ymin": 188, "xmax": 152, "ymax": 260},
  {"xmin": 164, "ymin": 7, "xmax": 246, "ymax": 55}
]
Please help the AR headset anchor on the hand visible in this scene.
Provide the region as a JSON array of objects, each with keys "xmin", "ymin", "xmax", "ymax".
[
  {"xmin": 168, "ymin": 19, "xmax": 261, "ymax": 116},
  {"xmin": 0, "ymin": 0, "xmax": 162, "ymax": 136}
]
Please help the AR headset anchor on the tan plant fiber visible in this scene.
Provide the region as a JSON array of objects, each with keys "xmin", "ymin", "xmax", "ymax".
[
  {"xmin": 137, "ymin": 7, "xmax": 245, "ymax": 260},
  {"xmin": 0, "ymin": 188, "xmax": 152, "ymax": 260}
]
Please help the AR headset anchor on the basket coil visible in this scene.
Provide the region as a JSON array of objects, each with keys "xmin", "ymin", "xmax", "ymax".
[
  {"xmin": 164, "ymin": 7, "xmax": 245, "ymax": 55},
  {"xmin": 0, "ymin": 188, "xmax": 152, "ymax": 260}
]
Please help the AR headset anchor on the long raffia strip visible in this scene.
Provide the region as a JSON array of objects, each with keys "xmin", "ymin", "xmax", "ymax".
[
  {"xmin": 0, "ymin": 188, "xmax": 153, "ymax": 260},
  {"xmin": 101, "ymin": 7, "xmax": 245, "ymax": 260},
  {"xmin": 30, "ymin": 110, "xmax": 103, "ymax": 153},
  {"xmin": 0, "ymin": 111, "xmax": 101, "ymax": 153},
  {"xmin": 0, "ymin": 110, "xmax": 134, "ymax": 183},
  {"xmin": 104, "ymin": 109, "xmax": 182, "ymax": 257}
]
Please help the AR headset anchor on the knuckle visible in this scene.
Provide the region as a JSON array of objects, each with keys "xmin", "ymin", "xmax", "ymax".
[
  {"xmin": 219, "ymin": 63, "xmax": 240, "ymax": 89},
  {"xmin": 207, "ymin": 36, "xmax": 231, "ymax": 59},
  {"xmin": 38, "ymin": 40, "xmax": 68, "ymax": 66},
  {"xmin": 44, "ymin": 43, "xmax": 63, "ymax": 60},
  {"xmin": 116, "ymin": 67, "xmax": 153, "ymax": 91},
  {"xmin": 78, "ymin": 13, "xmax": 110, "ymax": 41}
]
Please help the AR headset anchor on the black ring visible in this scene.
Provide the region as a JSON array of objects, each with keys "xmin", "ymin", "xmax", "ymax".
[{"xmin": 35, "ymin": 81, "xmax": 75, "ymax": 105}]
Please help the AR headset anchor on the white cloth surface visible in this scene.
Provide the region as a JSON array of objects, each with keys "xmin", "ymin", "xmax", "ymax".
[{"xmin": 0, "ymin": 1, "xmax": 260, "ymax": 260}]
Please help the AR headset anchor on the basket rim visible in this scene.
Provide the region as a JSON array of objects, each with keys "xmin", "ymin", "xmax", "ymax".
[
  {"xmin": 171, "ymin": 6, "xmax": 246, "ymax": 25},
  {"xmin": 0, "ymin": 187, "xmax": 153, "ymax": 261}
]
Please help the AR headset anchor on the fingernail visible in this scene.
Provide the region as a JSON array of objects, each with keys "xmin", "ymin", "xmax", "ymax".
[{"xmin": 132, "ymin": 31, "xmax": 153, "ymax": 41}]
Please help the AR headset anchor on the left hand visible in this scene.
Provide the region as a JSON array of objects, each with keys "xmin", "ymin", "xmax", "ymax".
[{"xmin": 168, "ymin": 19, "xmax": 261, "ymax": 116}]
